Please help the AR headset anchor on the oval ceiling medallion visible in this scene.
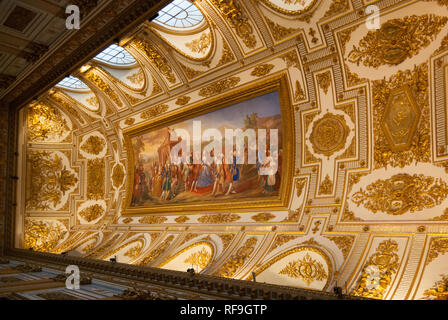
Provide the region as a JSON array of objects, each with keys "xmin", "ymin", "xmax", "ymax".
[
  {"xmin": 263, "ymin": 0, "xmax": 317, "ymax": 15},
  {"xmin": 310, "ymin": 113, "xmax": 350, "ymax": 157}
]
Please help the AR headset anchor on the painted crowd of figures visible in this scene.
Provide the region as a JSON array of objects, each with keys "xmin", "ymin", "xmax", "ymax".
[{"xmin": 131, "ymin": 151, "xmax": 281, "ymax": 206}]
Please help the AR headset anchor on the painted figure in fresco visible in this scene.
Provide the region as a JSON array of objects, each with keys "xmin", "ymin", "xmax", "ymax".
[
  {"xmin": 190, "ymin": 163, "xmax": 201, "ymax": 192},
  {"xmin": 161, "ymin": 162, "xmax": 172, "ymax": 200},
  {"xmin": 170, "ymin": 164, "xmax": 179, "ymax": 198},
  {"xmin": 196, "ymin": 161, "xmax": 214, "ymax": 189},
  {"xmin": 226, "ymin": 152, "xmax": 239, "ymax": 195},
  {"xmin": 182, "ymin": 162, "xmax": 190, "ymax": 192},
  {"xmin": 146, "ymin": 163, "xmax": 153, "ymax": 195},
  {"xmin": 262, "ymin": 150, "xmax": 276, "ymax": 193},
  {"xmin": 152, "ymin": 166, "xmax": 163, "ymax": 198},
  {"xmin": 132, "ymin": 166, "xmax": 140, "ymax": 205},
  {"xmin": 212, "ymin": 154, "xmax": 226, "ymax": 196}
]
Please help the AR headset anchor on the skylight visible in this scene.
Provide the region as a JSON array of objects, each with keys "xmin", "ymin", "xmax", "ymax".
[
  {"xmin": 93, "ymin": 44, "xmax": 136, "ymax": 66},
  {"xmin": 154, "ymin": 0, "xmax": 204, "ymax": 28},
  {"xmin": 56, "ymin": 76, "xmax": 88, "ymax": 90}
]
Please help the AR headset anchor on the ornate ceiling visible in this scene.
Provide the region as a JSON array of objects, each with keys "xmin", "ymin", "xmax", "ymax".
[
  {"xmin": 0, "ymin": 0, "xmax": 169, "ymax": 108},
  {"xmin": 10, "ymin": 0, "xmax": 448, "ymax": 300}
]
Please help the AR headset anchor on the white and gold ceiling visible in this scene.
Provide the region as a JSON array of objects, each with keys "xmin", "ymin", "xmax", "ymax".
[{"xmin": 13, "ymin": 0, "xmax": 448, "ymax": 300}]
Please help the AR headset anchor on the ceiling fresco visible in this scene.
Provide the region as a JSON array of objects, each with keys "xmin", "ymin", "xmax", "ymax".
[{"xmin": 12, "ymin": 0, "xmax": 448, "ymax": 300}]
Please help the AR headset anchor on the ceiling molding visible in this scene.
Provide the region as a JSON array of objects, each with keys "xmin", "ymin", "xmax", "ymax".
[{"xmin": 2, "ymin": 0, "xmax": 170, "ymax": 111}]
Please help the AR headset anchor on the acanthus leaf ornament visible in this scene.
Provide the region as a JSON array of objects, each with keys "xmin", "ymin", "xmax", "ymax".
[
  {"xmin": 426, "ymin": 238, "xmax": 448, "ymax": 265},
  {"xmin": 140, "ymin": 104, "xmax": 169, "ymax": 120},
  {"xmin": 125, "ymin": 118, "xmax": 135, "ymax": 126},
  {"xmin": 138, "ymin": 216, "xmax": 168, "ymax": 224},
  {"xmin": 197, "ymin": 213, "xmax": 240, "ymax": 224},
  {"xmin": 138, "ymin": 235, "xmax": 175, "ymax": 266},
  {"xmin": 123, "ymin": 240, "xmax": 144, "ymax": 259},
  {"xmin": 422, "ymin": 275, "xmax": 448, "ymax": 300},
  {"xmin": 279, "ymin": 253, "xmax": 328, "ymax": 285},
  {"xmin": 24, "ymin": 220, "xmax": 67, "ymax": 253},
  {"xmin": 351, "ymin": 239, "xmax": 400, "ymax": 299},
  {"xmin": 316, "ymin": 71, "xmax": 331, "ymax": 94},
  {"xmin": 351, "ymin": 174, "xmax": 448, "ymax": 215},
  {"xmin": 215, "ymin": 237, "xmax": 258, "ymax": 278},
  {"xmin": 80, "ymin": 135, "xmax": 106, "ymax": 156},
  {"xmin": 265, "ymin": 17, "xmax": 300, "ymax": 41},
  {"xmin": 270, "ymin": 234, "xmax": 299, "ymax": 251},
  {"xmin": 87, "ymin": 159, "xmax": 105, "ymax": 200},
  {"xmin": 218, "ymin": 234, "xmax": 235, "ymax": 250},
  {"xmin": 323, "ymin": 0, "xmax": 350, "ymax": 19},
  {"xmin": 184, "ymin": 247, "xmax": 212, "ymax": 269},
  {"xmin": 210, "ymin": 0, "xmax": 257, "ymax": 48},
  {"xmin": 251, "ymin": 64, "xmax": 274, "ymax": 77},
  {"xmin": 318, "ymin": 175, "xmax": 333, "ymax": 195},
  {"xmin": 198, "ymin": 76, "xmax": 240, "ymax": 97},
  {"xmin": 296, "ymin": 178, "xmax": 306, "ymax": 197},
  {"xmin": 27, "ymin": 103, "xmax": 70, "ymax": 142},
  {"xmin": 216, "ymin": 41, "xmax": 235, "ymax": 66},
  {"xmin": 131, "ymin": 39, "xmax": 176, "ymax": 84},
  {"xmin": 175, "ymin": 96, "xmax": 191, "ymax": 106},
  {"xmin": 174, "ymin": 215, "xmax": 190, "ymax": 223},
  {"xmin": 324, "ymin": 235, "xmax": 355, "ymax": 259},
  {"xmin": 126, "ymin": 69, "xmax": 144, "ymax": 86},
  {"xmin": 26, "ymin": 151, "xmax": 78, "ymax": 211},
  {"xmin": 78, "ymin": 204, "xmax": 104, "ymax": 223},
  {"xmin": 251, "ymin": 212, "xmax": 275, "ymax": 222},
  {"xmin": 348, "ymin": 15, "xmax": 448, "ymax": 68},
  {"xmin": 84, "ymin": 70, "xmax": 123, "ymax": 107},
  {"xmin": 185, "ymin": 32, "xmax": 212, "ymax": 54},
  {"xmin": 112, "ymin": 164, "xmax": 125, "ymax": 189}
]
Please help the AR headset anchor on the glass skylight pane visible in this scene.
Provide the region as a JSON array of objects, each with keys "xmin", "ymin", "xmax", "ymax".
[
  {"xmin": 93, "ymin": 44, "xmax": 136, "ymax": 66},
  {"xmin": 155, "ymin": 0, "xmax": 204, "ymax": 28},
  {"xmin": 56, "ymin": 76, "xmax": 88, "ymax": 90}
]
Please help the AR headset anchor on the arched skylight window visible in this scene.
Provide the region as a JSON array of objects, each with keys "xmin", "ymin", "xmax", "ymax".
[
  {"xmin": 56, "ymin": 76, "xmax": 89, "ymax": 90},
  {"xmin": 93, "ymin": 44, "xmax": 136, "ymax": 66},
  {"xmin": 155, "ymin": 0, "xmax": 204, "ymax": 28}
]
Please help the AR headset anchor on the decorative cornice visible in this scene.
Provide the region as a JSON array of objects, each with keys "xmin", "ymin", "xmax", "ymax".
[
  {"xmin": 4, "ymin": 0, "xmax": 170, "ymax": 111},
  {"xmin": 6, "ymin": 249, "xmax": 366, "ymax": 300}
]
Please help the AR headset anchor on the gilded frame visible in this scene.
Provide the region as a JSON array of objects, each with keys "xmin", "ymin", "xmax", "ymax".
[
  {"xmin": 122, "ymin": 74, "xmax": 294, "ymax": 215},
  {"xmin": 381, "ymin": 85, "xmax": 421, "ymax": 152}
]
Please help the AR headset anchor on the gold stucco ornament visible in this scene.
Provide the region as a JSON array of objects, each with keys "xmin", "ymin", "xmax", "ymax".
[
  {"xmin": 78, "ymin": 204, "xmax": 104, "ymax": 223},
  {"xmin": 27, "ymin": 103, "xmax": 70, "ymax": 142},
  {"xmin": 310, "ymin": 113, "xmax": 350, "ymax": 157},
  {"xmin": 351, "ymin": 239, "xmax": 399, "ymax": 299},
  {"xmin": 352, "ymin": 174, "xmax": 448, "ymax": 215},
  {"xmin": 26, "ymin": 151, "xmax": 78, "ymax": 210},
  {"xmin": 279, "ymin": 253, "xmax": 328, "ymax": 285},
  {"xmin": 24, "ymin": 220, "xmax": 67, "ymax": 252},
  {"xmin": 423, "ymin": 275, "xmax": 448, "ymax": 300},
  {"xmin": 80, "ymin": 135, "xmax": 106, "ymax": 155},
  {"xmin": 348, "ymin": 15, "xmax": 448, "ymax": 68},
  {"xmin": 184, "ymin": 247, "xmax": 212, "ymax": 269}
]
